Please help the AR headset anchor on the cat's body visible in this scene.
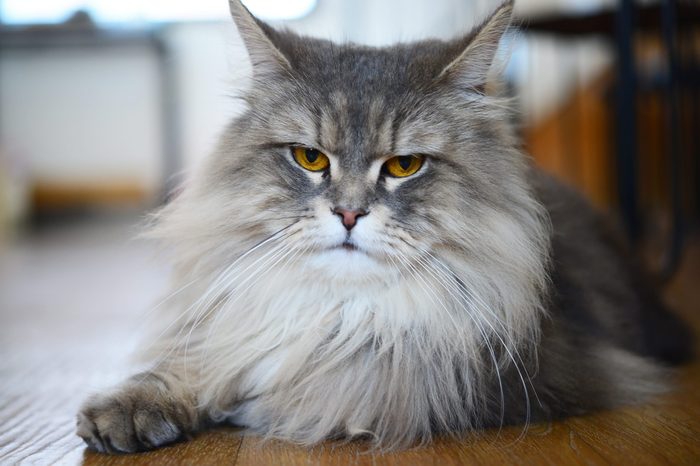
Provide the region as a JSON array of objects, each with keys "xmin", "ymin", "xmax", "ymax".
[{"xmin": 77, "ymin": 0, "xmax": 691, "ymax": 453}]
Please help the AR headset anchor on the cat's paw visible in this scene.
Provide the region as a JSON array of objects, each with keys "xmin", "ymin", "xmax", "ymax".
[{"xmin": 76, "ymin": 372, "xmax": 199, "ymax": 454}]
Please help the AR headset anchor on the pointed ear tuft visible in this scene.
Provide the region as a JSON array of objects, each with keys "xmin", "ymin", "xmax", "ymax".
[
  {"xmin": 229, "ymin": 0, "xmax": 290, "ymax": 77},
  {"xmin": 438, "ymin": 0, "xmax": 514, "ymax": 92}
]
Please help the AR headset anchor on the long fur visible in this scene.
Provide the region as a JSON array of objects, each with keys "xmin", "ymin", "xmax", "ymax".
[
  {"xmin": 145, "ymin": 185, "xmax": 549, "ymax": 448},
  {"xmin": 77, "ymin": 0, "xmax": 691, "ymax": 453}
]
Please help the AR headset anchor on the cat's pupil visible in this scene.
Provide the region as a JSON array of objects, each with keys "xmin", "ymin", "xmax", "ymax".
[
  {"xmin": 398, "ymin": 156, "xmax": 412, "ymax": 170},
  {"xmin": 306, "ymin": 149, "xmax": 319, "ymax": 163}
]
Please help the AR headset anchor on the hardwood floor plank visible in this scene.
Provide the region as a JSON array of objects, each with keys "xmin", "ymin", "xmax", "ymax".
[{"xmin": 81, "ymin": 429, "xmax": 243, "ymax": 466}]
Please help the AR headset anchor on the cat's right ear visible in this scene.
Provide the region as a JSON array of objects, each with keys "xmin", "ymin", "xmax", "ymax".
[
  {"xmin": 437, "ymin": 0, "xmax": 514, "ymax": 93},
  {"xmin": 229, "ymin": 0, "xmax": 291, "ymax": 77}
]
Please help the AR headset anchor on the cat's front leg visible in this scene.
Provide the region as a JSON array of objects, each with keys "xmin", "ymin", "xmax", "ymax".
[{"xmin": 76, "ymin": 371, "xmax": 201, "ymax": 453}]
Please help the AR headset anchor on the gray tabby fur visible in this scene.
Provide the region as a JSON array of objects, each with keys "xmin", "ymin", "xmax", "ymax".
[{"xmin": 76, "ymin": 0, "xmax": 691, "ymax": 453}]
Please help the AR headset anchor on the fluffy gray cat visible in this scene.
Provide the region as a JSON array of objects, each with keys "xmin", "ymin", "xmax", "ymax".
[{"xmin": 77, "ymin": 0, "xmax": 691, "ymax": 453}]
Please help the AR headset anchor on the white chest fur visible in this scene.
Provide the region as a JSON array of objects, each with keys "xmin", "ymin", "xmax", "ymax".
[{"xmin": 194, "ymin": 260, "xmax": 494, "ymax": 436}]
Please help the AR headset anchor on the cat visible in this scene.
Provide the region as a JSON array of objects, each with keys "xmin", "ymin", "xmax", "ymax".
[{"xmin": 76, "ymin": 0, "xmax": 692, "ymax": 453}]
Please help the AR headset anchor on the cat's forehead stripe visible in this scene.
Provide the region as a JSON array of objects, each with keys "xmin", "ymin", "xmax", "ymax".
[{"xmin": 318, "ymin": 95, "xmax": 399, "ymax": 163}]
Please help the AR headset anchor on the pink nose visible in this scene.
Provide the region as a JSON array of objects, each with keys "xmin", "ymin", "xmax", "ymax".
[{"xmin": 332, "ymin": 207, "xmax": 368, "ymax": 231}]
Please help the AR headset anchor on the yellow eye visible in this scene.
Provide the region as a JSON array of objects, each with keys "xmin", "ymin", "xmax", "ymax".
[
  {"xmin": 383, "ymin": 155, "xmax": 424, "ymax": 178},
  {"xmin": 292, "ymin": 147, "xmax": 330, "ymax": 172}
]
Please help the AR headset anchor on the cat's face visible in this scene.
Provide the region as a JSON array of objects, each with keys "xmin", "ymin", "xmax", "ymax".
[
  {"xmin": 219, "ymin": 46, "xmax": 480, "ymax": 279},
  {"xmin": 181, "ymin": 0, "xmax": 545, "ymax": 288}
]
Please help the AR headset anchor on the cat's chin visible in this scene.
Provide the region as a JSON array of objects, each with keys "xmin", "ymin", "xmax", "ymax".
[{"xmin": 306, "ymin": 247, "xmax": 392, "ymax": 283}]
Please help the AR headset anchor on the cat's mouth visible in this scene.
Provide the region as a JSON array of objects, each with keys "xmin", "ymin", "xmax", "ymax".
[
  {"xmin": 331, "ymin": 240, "xmax": 361, "ymax": 253},
  {"xmin": 341, "ymin": 242, "xmax": 358, "ymax": 251}
]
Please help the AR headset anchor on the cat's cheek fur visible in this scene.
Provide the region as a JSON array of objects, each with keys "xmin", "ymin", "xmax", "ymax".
[{"xmin": 308, "ymin": 198, "xmax": 348, "ymax": 245}]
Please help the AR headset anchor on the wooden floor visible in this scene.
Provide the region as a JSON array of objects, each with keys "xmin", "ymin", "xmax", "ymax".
[{"xmin": 1, "ymin": 214, "xmax": 698, "ymax": 465}]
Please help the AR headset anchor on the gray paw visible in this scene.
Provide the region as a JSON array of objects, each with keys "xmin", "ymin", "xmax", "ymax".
[{"xmin": 76, "ymin": 372, "xmax": 198, "ymax": 454}]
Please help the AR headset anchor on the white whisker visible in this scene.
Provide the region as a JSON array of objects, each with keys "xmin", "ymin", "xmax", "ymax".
[{"xmin": 414, "ymin": 247, "xmax": 538, "ymax": 438}]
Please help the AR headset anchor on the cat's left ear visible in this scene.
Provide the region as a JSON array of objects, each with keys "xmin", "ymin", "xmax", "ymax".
[
  {"xmin": 438, "ymin": 0, "xmax": 514, "ymax": 93},
  {"xmin": 229, "ymin": 0, "xmax": 291, "ymax": 78}
]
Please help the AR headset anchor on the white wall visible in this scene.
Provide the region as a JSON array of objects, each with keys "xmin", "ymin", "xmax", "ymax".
[
  {"xmin": 160, "ymin": 22, "xmax": 244, "ymax": 176},
  {"xmin": 0, "ymin": 45, "xmax": 162, "ymax": 189},
  {"xmin": 286, "ymin": 0, "xmax": 493, "ymax": 44}
]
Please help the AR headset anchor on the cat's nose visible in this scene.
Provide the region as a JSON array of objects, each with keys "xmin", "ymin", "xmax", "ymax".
[{"xmin": 332, "ymin": 207, "xmax": 368, "ymax": 231}]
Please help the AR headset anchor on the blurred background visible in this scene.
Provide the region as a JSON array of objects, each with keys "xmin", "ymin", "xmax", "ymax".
[
  {"xmin": 0, "ymin": 1, "xmax": 698, "ymax": 462},
  {"xmin": 0, "ymin": 0, "xmax": 698, "ymax": 269},
  {"xmin": 0, "ymin": 0, "xmax": 698, "ymax": 276}
]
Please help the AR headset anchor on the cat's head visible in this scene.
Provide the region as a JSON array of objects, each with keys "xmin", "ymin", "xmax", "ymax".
[{"xmin": 160, "ymin": 0, "xmax": 547, "ymax": 295}]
